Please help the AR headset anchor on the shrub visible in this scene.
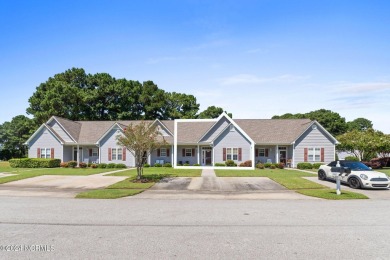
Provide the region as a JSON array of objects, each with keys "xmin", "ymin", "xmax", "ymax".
[
  {"xmin": 264, "ymin": 162, "xmax": 272, "ymax": 168},
  {"xmin": 9, "ymin": 158, "xmax": 61, "ymax": 168},
  {"xmin": 67, "ymin": 161, "xmax": 77, "ymax": 168},
  {"xmin": 215, "ymin": 163, "xmax": 225, "ymax": 166},
  {"xmin": 239, "ymin": 160, "xmax": 252, "ymax": 167},
  {"xmin": 297, "ymin": 162, "xmax": 313, "ymax": 169},
  {"xmin": 91, "ymin": 164, "xmax": 98, "ymax": 169},
  {"xmin": 345, "ymin": 156, "xmax": 359, "ymax": 161},
  {"xmin": 225, "ymin": 160, "xmax": 235, "ymax": 167},
  {"xmin": 183, "ymin": 163, "xmax": 190, "ymax": 166},
  {"xmin": 143, "ymin": 163, "xmax": 150, "ymax": 168},
  {"xmin": 185, "ymin": 161, "xmax": 190, "ymax": 164},
  {"xmin": 79, "ymin": 162, "xmax": 87, "ymax": 168},
  {"xmin": 312, "ymin": 163, "xmax": 323, "ymax": 169},
  {"xmin": 115, "ymin": 163, "xmax": 127, "ymax": 168},
  {"xmin": 97, "ymin": 163, "xmax": 107, "ymax": 168},
  {"xmin": 193, "ymin": 163, "xmax": 200, "ymax": 166},
  {"xmin": 154, "ymin": 163, "xmax": 162, "ymax": 167},
  {"xmin": 177, "ymin": 163, "xmax": 183, "ymax": 166},
  {"xmin": 60, "ymin": 162, "xmax": 68, "ymax": 168},
  {"xmin": 277, "ymin": 163, "xmax": 285, "ymax": 169},
  {"xmin": 256, "ymin": 163, "xmax": 264, "ymax": 169},
  {"xmin": 107, "ymin": 163, "xmax": 116, "ymax": 168},
  {"xmin": 87, "ymin": 163, "xmax": 92, "ymax": 167},
  {"xmin": 163, "ymin": 163, "xmax": 172, "ymax": 167},
  {"xmin": 270, "ymin": 165, "xmax": 276, "ymax": 169}
]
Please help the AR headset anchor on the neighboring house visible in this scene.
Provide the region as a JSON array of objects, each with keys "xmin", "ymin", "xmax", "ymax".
[{"xmin": 25, "ymin": 113, "xmax": 338, "ymax": 169}]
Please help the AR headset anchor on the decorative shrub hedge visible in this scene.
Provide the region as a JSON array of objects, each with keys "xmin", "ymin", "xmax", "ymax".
[
  {"xmin": 163, "ymin": 163, "xmax": 172, "ymax": 167},
  {"xmin": 312, "ymin": 163, "xmax": 323, "ymax": 169},
  {"xmin": 225, "ymin": 160, "xmax": 236, "ymax": 167},
  {"xmin": 239, "ymin": 160, "xmax": 252, "ymax": 167},
  {"xmin": 297, "ymin": 162, "xmax": 313, "ymax": 169},
  {"xmin": 215, "ymin": 163, "xmax": 225, "ymax": 166},
  {"xmin": 115, "ymin": 163, "xmax": 127, "ymax": 168},
  {"xmin": 256, "ymin": 163, "xmax": 264, "ymax": 169},
  {"xmin": 154, "ymin": 163, "xmax": 162, "ymax": 167},
  {"xmin": 107, "ymin": 163, "xmax": 117, "ymax": 169},
  {"xmin": 67, "ymin": 161, "xmax": 77, "ymax": 168},
  {"xmin": 9, "ymin": 158, "xmax": 61, "ymax": 168}
]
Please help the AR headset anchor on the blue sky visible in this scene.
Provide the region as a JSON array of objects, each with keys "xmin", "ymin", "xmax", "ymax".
[{"xmin": 1, "ymin": 0, "xmax": 389, "ymax": 133}]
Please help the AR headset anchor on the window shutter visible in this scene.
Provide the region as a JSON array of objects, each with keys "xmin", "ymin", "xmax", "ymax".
[
  {"xmin": 51, "ymin": 148, "xmax": 54, "ymax": 159},
  {"xmin": 265, "ymin": 149, "xmax": 269, "ymax": 157},
  {"xmin": 108, "ymin": 148, "xmax": 112, "ymax": 161},
  {"xmin": 123, "ymin": 147, "xmax": 126, "ymax": 161},
  {"xmin": 167, "ymin": 149, "xmax": 170, "ymax": 157},
  {"xmin": 321, "ymin": 148, "xmax": 324, "ymax": 162},
  {"xmin": 304, "ymin": 148, "xmax": 308, "ymax": 162},
  {"xmin": 223, "ymin": 148, "xmax": 226, "ymax": 161},
  {"xmin": 89, "ymin": 149, "xmax": 92, "ymax": 156},
  {"xmin": 37, "ymin": 148, "xmax": 41, "ymax": 158},
  {"xmin": 182, "ymin": 149, "xmax": 185, "ymax": 157},
  {"xmin": 255, "ymin": 148, "xmax": 258, "ymax": 157},
  {"xmin": 192, "ymin": 148, "xmax": 195, "ymax": 157},
  {"xmin": 238, "ymin": 148, "xmax": 242, "ymax": 161},
  {"xmin": 157, "ymin": 149, "xmax": 160, "ymax": 157}
]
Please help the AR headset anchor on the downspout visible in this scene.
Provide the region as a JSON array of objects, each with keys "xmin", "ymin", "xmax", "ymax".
[
  {"xmin": 77, "ymin": 144, "xmax": 80, "ymax": 167},
  {"xmin": 197, "ymin": 145, "xmax": 200, "ymax": 165}
]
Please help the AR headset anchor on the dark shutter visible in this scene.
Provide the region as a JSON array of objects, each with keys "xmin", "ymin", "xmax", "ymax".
[
  {"xmin": 223, "ymin": 148, "xmax": 226, "ymax": 161},
  {"xmin": 265, "ymin": 149, "xmax": 269, "ymax": 157},
  {"xmin": 320, "ymin": 148, "xmax": 324, "ymax": 162},
  {"xmin": 123, "ymin": 147, "xmax": 126, "ymax": 161},
  {"xmin": 304, "ymin": 148, "xmax": 308, "ymax": 162},
  {"xmin": 37, "ymin": 148, "xmax": 41, "ymax": 158},
  {"xmin": 51, "ymin": 148, "xmax": 54, "ymax": 159},
  {"xmin": 89, "ymin": 149, "xmax": 92, "ymax": 156},
  {"xmin": 192, "ymin": 148, "xmax": 195, "ymax": 157},
  {"xmin": 157, "ymin": 149, "xmax": 160, "ymax": 157},
  {"xmin": 108, "ymin": 148, "xmax": 112, "ymax": 161},
  {"xmin": 255, "ymin": 148, "xmax": 258, "ymax": 157},
  {"xmin": 238, "ymin": 148, "xmax": 242, "ymax": 161},
  {"xmin": 182, "ymin": 149, "xmax": 185, "ymax": 157},
  {"xmin": 167, "ymin": 149, "xmax": 170, "ymax": 157}
]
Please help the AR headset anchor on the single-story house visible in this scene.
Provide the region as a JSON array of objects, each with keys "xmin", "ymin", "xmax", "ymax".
[{"xmin": 25, "ymin": 113, "xmax": 338, "ymax": 169}]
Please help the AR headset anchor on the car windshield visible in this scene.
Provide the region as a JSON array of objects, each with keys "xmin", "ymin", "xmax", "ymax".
[{"xmin": 341, "ymin": 161, "xmax": 371, "ymax": 171}]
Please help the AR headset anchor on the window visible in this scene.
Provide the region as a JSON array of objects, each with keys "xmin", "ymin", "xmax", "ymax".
[
  {"xmin": 279, "ymin": 146, "xmax": 287, "ymax": 150},
  {"xmin": 117, "ymin": 148, "xmax": 123, "ymax": 161},
  {"xmin": 226, "ymin": 148, "xmax": 238, "ymax": 160},
  {"xmin": 92, "ymin": 148, "xmax": 98, "ymax": 157},
  {"xmin": 185, "ymin": 148, "xmax": 192, "ymax": 157},
  {"xmin": 259, "ymin": 148, "xmax": 265, "ymax": 157},
  {"xmin": 40, "ymin": 148, "xmax": 51, "ymax": 159},
  {"xmin": 112, "ymin": 148, "xmax": 117, "ymax": 160},
  {"xmin": 160, "ymin": 148, "xmax": 167, "ymax": 157},
  {"xmin": 308, "ymin": 148, "xmax": 321, "ymax": 162},
  {"xmin": 229, "ymin": 125, "xmax": 235, "ymax": 132}
]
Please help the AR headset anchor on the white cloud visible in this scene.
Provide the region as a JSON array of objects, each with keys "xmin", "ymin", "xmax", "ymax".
[{"xmin": 332, "ymin": 81, "xmax": 390, "ymax": 92}]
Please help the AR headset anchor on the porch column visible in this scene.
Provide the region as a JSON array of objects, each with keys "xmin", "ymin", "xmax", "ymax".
[
  {"xmin": 197, "ymin": 145, "xmax": 200, "ymax": 165},
  {"xmin": 148, "ymin": 154, "xmax": 151, "ymax": 165},
  {"xmin": 275, "ymin": 145, "xmax": 279, "ymax": 163},
  {"xmin": 77, "ymin": 144, "xmax": 80, "ymax": 167},
  {"xmin": 212, "ymin": 144, "xmax": 215, "ymax": 166},
  {"xmin": 171, "ymin": 145, "xmax": 174, "ymax": 164},
  {"xmin": 292, "ymin": 142, "xmax": 295, "ymax": 168},
  {"xmin": 98, "ymin": 145, "xmax": 101, "ymax": 164}
]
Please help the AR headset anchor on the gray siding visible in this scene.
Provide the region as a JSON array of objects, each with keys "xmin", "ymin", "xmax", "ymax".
[
  {"xmin": 294, "ymin": 124, "xmax": 335, "ymax": 165},
  {"xmin": 214, "ymin": 127, "xmax": 251, "ymax": 164},
  {"xmin": 99, "ymin": 127, "xmax": 135, "ymax": 166},
  {"xmin": 199, "ymin": 117, "xmax": 229, "ymax": 142},
  {"xmin": 254, "ymin": 145, "xmax": 276, "ymax": 164},
  {"xmin": 177, "ymin": 145, "xmax": 198, "ymax": 165},
  {"xmin": 28, "ymin": 128, "xmax": 63, "ymax": 160},
  {"xmin": 156, "ymin": 121, "xmax": 171, "ymax": 137},
  {"xmin": 150, "ymin": 146, "xmax": 173, "ymax": 166},
  {"xmin": 63, "ymin": 146, "xmax": 73, "ymax": 162},
  {"xmin": 47, "ymin": 121, "xmax": 74, "ymax": 143}
]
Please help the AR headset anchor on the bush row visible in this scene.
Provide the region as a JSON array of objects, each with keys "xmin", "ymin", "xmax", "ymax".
[
  {"xmin": 60, "ymin": 161, "xmax": 127, "ymax": 169},
  {"xmin": 256, "ymin": 162, "xmax": 285, "ymax": 169},
  {"xmin": 296, "ymin": 162, "xmax": 323, "ymax": 170},
  {"xmin": 9, "ymin": 158, "xmax": 61, "ymax": 168}
]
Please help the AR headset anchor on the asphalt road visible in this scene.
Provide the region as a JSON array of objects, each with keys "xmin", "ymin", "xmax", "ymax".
[{"xmin": 1, "ymin": 197, "xmax": 389, "ymax": 259}]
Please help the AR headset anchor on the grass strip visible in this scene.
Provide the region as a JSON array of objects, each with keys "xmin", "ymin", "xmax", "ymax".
[
  {"xmin": 75, "ymin": 189, "xmax": 144, "ymax": 199},
  {"xmin": 297, "ymin": 189, "xmax": 368, "ymax": 200},
  {"xmin": 107, "ymin": 178, "xmax": 155, "ymax": 189}
]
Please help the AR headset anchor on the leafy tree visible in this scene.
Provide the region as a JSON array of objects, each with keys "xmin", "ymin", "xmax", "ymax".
[
  {"xmin": 272, "ymin": 109, "xmax": 347, "ymax": 136},
  {"xmin": 0, "ymin": 115, "xmax": 36, "ymax": 159},
  {"xmin": 336, "ymin": 129, "xmax": 385, "ymax": 161},
  {"xmin": 347, "ymin": 118, "xmax": 373, "ymax": 131},
  {"xmin": 163, "ymin": 92, "xmax": 200, "ymax": 119},
  {"xmin": 116, "ymin": 121, "xmax": 166, "ymax": 179},
  {"xmin": 197, "ymin": 106, "xmax": 232, "ymax": 119}
]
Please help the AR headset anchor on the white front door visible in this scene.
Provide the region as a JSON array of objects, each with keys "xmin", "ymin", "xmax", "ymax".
[{"xmin": 201, "ymin": 148, "xmax": 212, "ymax": 166}]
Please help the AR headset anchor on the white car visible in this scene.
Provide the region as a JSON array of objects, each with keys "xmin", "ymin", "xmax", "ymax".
[{"xmin": 318, "ymin": 160, "xmax": 390, "ymax": 189}]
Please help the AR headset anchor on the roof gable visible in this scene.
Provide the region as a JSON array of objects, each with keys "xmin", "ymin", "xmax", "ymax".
[{"xmin": 47, "ymin": 116, "xmax": 81, "ymax": 142}]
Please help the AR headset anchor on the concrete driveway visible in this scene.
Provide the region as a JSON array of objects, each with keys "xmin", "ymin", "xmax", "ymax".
[
  {"xmin": 0, "ymin": 175, "xmax": 127, "ymax": 198},
  {"xmin": 305, "ymin": 176, "xmax": 390, "ymax": 199}
]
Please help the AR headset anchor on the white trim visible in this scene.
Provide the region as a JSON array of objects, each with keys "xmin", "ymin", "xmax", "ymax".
[
  {"xmin": 24, "ymin": 124, "xmax": 64, "ymax": 145},
  {"xmin": 197, "ymin": 145, "xmax": 200, "ymax": 164},
  {"xmin": 151, "ymin": 119, "xmax": 174, "ymax": 136},
  {"xmin": 275, "ymin": 145, "xmax": 279, "ymax": 163},
  {"xmin": 47, "ymin": 116, "xmax": 77, "ymax": 143},
  {"xmin": 292, "ymin": 142, "xmax": 295, "ymax": 168},
  {"xmin": 95, "ymin": 122, "xmax": 124, "ymax": 144},
  {"xmin": 174, "ymin": 120, "xmax": 178, "ymax": 167}
]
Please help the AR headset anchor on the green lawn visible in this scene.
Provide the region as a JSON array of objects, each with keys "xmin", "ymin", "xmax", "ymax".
[
  {"xmin": 378, "ymin": 168, "xmax": 390, "ymax": 175},
  {"xmin": 107, "ymin": 167, "xmax": 202, "ymax": 177},
  {"xmin": 75, "ymin": 189, "xmax": 144, "ymax": 199},
  {"xmin": 215, "ymin": 169, "xmax": 367, "ymax": 200},
  {"xmin": 107, "ymin": 178, "xmax": 155, "ymax": 189}
]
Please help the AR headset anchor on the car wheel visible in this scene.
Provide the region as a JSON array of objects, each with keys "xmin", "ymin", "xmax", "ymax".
[
  {"xmin": 348, "ymin": 177, "xmax": 361, "ymax": 189},
  {"xmin": 318, "ymin": 170, "xmax": 327, "ymax": 180}
]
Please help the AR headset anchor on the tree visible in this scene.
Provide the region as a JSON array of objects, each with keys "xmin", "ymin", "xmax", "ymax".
[
  {"xmin": 197, "ymin": 106, "xmax": 232, "ymax": 119},
  {"xmin": 163, "ymin": 92, "xmax": 200, "ymax": 119},
  {"xmin": 0, "ymin": 115, "xmax": 36, "ymax": 159},
  {"xmin": 347, "ymin": 118, "xmax": 373, "ymax": 131},
  {"xmin": 272, "ymin": 109, "xmax": 347, "ymax": 136},
  {"xmin": 336, "ymin": 129, "xmax": 385, "ymax": 161},
  {"xmin": 116, "ymin": 121, "xmax": 166, "ymax": 179}
]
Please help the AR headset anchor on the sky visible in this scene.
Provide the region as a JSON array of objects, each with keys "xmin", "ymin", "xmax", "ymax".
[{"xmin": 0, "ymin": 0, "xmax": 389, "ymax": 133}]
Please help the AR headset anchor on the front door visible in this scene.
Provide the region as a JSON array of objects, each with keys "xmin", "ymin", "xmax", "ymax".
[
  {"xmin": 73, "ymin": 147, "xmax": 83, "ymax": 162},
  {"xmin": 202, "ymin": 148, "xmax": 212, "ymax": 166},
  {"xmin": 279, "ymin": 150, "xmax": 287, "ymax": 164}
]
